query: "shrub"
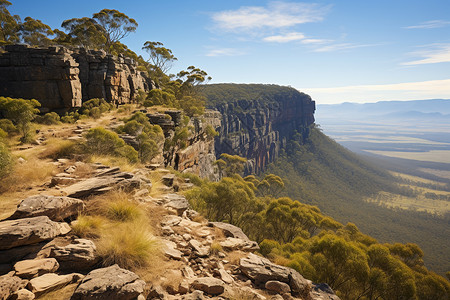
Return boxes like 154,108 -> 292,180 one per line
205,124 -> 219,139
0,129 -> 6,139
39,139 -> 77,159
84,127 -> 138,163
0,119 -> 17,135
79,98 -> 113,119
97,223 -> 160,269
0,97 -> 40,142
0,141 -> 12,178
34,112 -> 60,125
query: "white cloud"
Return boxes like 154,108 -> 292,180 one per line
402,44 -> 450,65
263,32 -> 305,43
300,38 -> 330,45
302,79 -> 450,104
404,20 -> 450,29
206,48 -> 245,57
212,1 -> 330,31
313,43 -> 375,52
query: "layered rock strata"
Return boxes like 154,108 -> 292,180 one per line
0,44 -> 153,110
214,93 -> 315,174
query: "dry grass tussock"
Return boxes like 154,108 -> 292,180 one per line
96,221 -> 161,269
73,189 -> 162,270
0,158 -> 55,193
38,138 -> 78,159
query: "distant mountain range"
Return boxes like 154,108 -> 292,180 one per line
316,99 -> 450,122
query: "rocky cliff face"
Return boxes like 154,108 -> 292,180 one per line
0,45 -> 153,110
214,92 -> 315,174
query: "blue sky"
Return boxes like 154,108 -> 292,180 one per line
9,0 -> 450,104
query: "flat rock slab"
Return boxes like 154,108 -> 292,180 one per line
50,239 -> 100,271
11,288 -> 35,300
191,277 -> 225,296
208,222 -> 251,241
240,253 -> 311,298
189,240 -> 209,257
62,176 -> 125,198
28,273 -> 82,297
220,237 -> 260,252
9,195 -> 85,221
0,216 -> 71,250
71,264 -> 145,300
14,258 -> 59,279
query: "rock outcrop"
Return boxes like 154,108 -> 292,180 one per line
0,44 -> 82,109
212,88 -> 315,174
0,44 -> 153,110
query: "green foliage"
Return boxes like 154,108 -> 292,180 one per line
142,41 -> 177,74
60,17 -> 106,49
34,112 -> 60,125
79,98 -> 113,119
0,118 -> 16,135
116,112 -> 164,163
92,9 -> 138,53
186,171 -> 450,300
144,89 -> 176,107
215,153 -> 247,177
0,97 -> 40,143
84,127 -> 138,163
0,140 -> 12,178
0,0 -> 20,46
265,127 -> 450,275
203,83 -> 307,107
204,124 -> 219,139
19,16 -> 53,46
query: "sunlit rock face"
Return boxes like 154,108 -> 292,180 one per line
0,44 -> 153,110
213,90 -> 315,174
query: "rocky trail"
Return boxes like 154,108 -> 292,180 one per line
0,117 -> 339,300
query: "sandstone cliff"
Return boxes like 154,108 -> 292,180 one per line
0,45 -> 153,110
208,85 -> 316,174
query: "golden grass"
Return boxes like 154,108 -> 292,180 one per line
106,199 -> 142,222
0,158 -> 55,193
71,215 -> 106,239
96,221 -> 161,269
38,138 -> 77,159
210,241 -> 223,255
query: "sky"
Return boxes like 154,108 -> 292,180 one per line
9,0 -> 450,104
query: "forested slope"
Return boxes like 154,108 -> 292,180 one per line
266,127 -> 450,274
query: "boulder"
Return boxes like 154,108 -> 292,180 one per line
240,253 -> 311,298
191,277 -> 224,296
71,264 -> 145,300
265,280 -> 291,294
10,288 -> 35,300
220,237 -> 260,252
208,222 -> 251,241
0,272 -> 28,300
161,194 -> 189,216
310,283 -> 341,300
50,239 -> 100,271
0,217 -> 71,250
13,258 -> 59,279
189,240 -> 209,257
161,240 -> 182,260
27,273 -> 82,297
8,195 -> 85,221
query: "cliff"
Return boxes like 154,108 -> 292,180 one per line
0,44 -> 153,110
204,84 -> 315,174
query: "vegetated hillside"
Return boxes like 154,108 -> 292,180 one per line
265,127 -> 450,274
203,83 -> 308,107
